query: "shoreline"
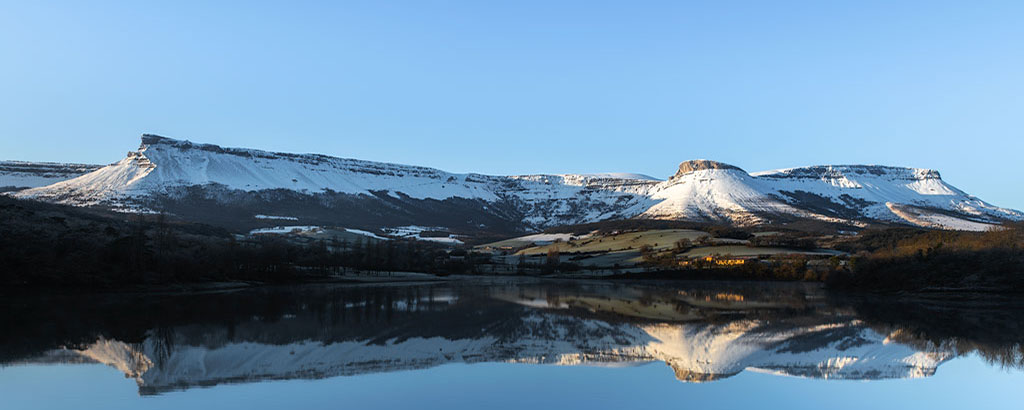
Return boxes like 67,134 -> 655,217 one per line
3,272 -> 1021,298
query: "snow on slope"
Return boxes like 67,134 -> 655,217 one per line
502,173 -> 660,227
344,228 -> 391,241
254,214 -> 298,221
16,134 -> 505,205
885,203 -> 997,231
384,225 -> 464,244
13,135 -> 1022,231
249,225 -> 321,235
506,232 -> 579,244
14,135 -> 661,228
752,165 -> 1020,229
641,163 -> 806,225
583,172 -> 661,181
636,160 -> 1020,230
0,160 -> 101,190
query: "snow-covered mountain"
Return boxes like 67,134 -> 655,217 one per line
12,134 -> 1022,232
0,160 -> 101,192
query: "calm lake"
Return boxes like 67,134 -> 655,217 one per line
2,279 -> 1022,409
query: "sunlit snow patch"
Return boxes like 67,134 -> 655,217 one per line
254,214 -> 299,221
384,225 -> 464,244
885,203 -> 996,231
343,228 -> 391,241
249,225 -> 321,235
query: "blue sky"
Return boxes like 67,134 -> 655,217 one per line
1,1 -> 1021,209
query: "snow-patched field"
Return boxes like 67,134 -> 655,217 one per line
249,225 -> 320,235
254,214 -> 299,221
247,224 -> 466,244
480,232 -> 591,248
507,229 -> 704,255
913,214 -> 994,232
384,225 -> 464,244
885,203 -> 996,232
344,228 -> 390,241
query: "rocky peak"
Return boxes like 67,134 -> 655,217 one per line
140,133 -> 174,146
673,160 -> 746,178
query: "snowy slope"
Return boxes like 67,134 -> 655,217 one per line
13,135 -> 659,228
752,165 -> 1020,229
16,135 -> 505,204
583,172 -> 661,181
641,163 -> 806,225
0,160 -> 100,191
20,134 -> 658,204
12,135 -> 1021,231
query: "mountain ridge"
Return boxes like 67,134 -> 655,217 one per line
10,134 -> 1022,234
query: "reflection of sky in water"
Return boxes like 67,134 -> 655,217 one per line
2,354 -> 1022,410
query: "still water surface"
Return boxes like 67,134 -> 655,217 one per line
2,280 -> 1022,409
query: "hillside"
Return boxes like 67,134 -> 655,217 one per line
11,134 -> 1022,235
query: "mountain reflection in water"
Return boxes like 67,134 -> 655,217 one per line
2,280 -> 1022,395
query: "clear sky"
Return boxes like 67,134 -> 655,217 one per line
1,1 -> 1021,209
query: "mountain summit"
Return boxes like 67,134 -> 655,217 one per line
12,134 -> 1022,234
673,160 -> 746,177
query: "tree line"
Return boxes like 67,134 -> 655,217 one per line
0,197 -> 479,287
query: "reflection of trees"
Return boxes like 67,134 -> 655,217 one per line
844,294 -> 1024,370
875,327 -> 1023,370
0,285 -> 463,363
149,327 -> 175,369
3,282 -> 1024,375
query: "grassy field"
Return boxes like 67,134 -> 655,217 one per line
681,245 -> 844,258
514,229 -> 709,255
569,250 -> 643,266
481,228 -> 845,271
478,233 -> 578,249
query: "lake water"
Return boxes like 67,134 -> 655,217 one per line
2,279 -> 1022,409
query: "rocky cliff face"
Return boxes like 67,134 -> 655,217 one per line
12,134 -> 1022,232
673,159 -> 747,177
